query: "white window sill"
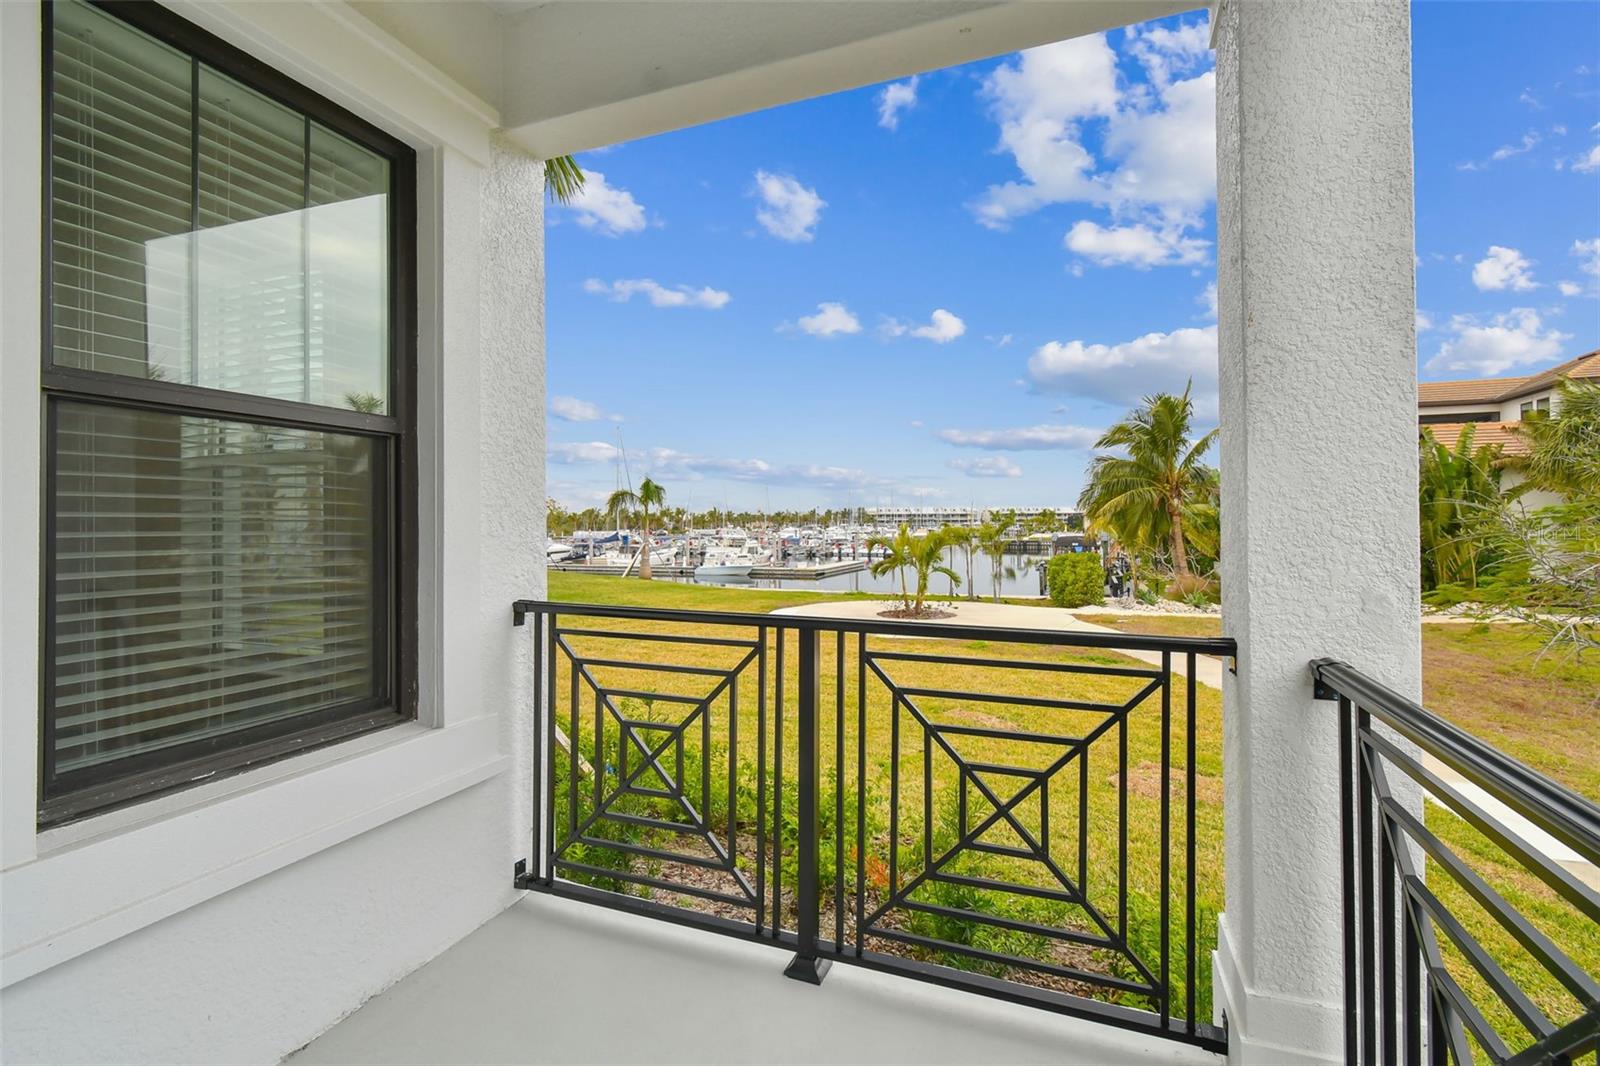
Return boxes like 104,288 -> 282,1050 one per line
0,715 -> 505,988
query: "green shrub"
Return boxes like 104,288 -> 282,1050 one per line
1046,553 -> 1106,607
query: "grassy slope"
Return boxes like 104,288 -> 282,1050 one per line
1095,615 -> 1599,802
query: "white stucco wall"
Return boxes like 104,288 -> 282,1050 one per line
0,4 -> 545,1061
1212,1 -> 1421,1062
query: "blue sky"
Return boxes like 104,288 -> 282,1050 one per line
545,3 -> 1600,513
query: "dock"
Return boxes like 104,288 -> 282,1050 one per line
552,560 -> 866,580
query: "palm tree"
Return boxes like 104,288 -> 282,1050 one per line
1078,383 -> 1218,584
606,478 -> 667,578
941,525 -> 979,601
976,510 -> 1016,604
545,156 -> 586,204
1507,377 -> 1600,498
1419,425 -> 1503,590
905,528 -> 961,611
867,525 -> 915,610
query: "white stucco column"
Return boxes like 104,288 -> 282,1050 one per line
1212,2 -> 1420,1062
478,134 -> 546,870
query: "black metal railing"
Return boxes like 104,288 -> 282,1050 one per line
513,599 -> 1234,1051
1313,659 -> 1600,1065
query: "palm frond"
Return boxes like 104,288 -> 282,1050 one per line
544,155 -> 586,205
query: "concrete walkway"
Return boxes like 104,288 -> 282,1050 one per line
771,599 -> 1228,689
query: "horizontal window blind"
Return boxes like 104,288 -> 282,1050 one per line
49,402 -> 384,779
42,0 -> 411,824
50,0 -> 193,381
49,0 -> 392,414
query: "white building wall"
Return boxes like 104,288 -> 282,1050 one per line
0,4 -> 544,1062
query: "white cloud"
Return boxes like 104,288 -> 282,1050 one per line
1558,281 -> 1582,297
562,170 -> 646,236
1458,131 -> 1542,171
1425,309 -> 1570,376
1415,311 -> 1433,333
1567,145 -> 1600,173
949,456 -> 1023,479
550,395 -> 621,422
550,441 -> 622,464
972,33 -> 1215,229
1124,18 -> 1210,89
754,170 -> 825,242
1490,131 -> 1540,161
1519,88 -> 1541,109
1065,220 -> 1208,268
643,448 -> 772,481
971,35 -> 1118,229
1200,281 -> 1218,320
793,302 -> 861,337
1575,238 -> 1600,277
936,424 -> 1100,450
990,333 -> 1014,348
1471,246 -> 1539,292
1027,324 -> 1218,414
884,308 -> 967,343
877,76 -> 919,130
583,277 -> 730,309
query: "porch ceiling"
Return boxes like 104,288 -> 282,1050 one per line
349,0 -> 1199,157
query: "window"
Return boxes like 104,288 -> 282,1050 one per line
1519,398 -> 1550,420
41,0 -> 416,826
1418,411 -> 1494,425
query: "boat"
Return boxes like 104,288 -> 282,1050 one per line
695,546 -> 756,580
547,542 -> 576,563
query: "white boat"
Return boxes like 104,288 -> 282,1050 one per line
547,542 -> 576,563
694,544 -> 761,576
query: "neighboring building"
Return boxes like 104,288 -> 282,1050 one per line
1418,348 -> 1598,505
864,505 -> 1082,529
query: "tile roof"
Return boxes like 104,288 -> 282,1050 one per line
1418,349 -> 1600,406
1421,421 -> 1529,456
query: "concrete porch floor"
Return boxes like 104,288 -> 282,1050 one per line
288,893 -> 1224,1066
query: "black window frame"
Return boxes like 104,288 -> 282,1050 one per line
38,0 -> 418,828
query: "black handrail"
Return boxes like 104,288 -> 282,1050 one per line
1312,658 -> 1600,1065
514,598 -> 1233,1052
514,598 -> 1237,656
1314,659 -> 1600,867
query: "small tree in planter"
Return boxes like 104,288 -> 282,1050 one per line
1046,553 -> 1106,608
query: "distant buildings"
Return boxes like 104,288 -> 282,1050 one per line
865,505 -> 1084,529
1418,349 -> 1598,505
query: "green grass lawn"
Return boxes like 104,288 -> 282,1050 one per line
1094,614 -> 1600,803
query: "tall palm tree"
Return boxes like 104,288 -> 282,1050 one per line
976,510 -> 1016,604
1078,384 -> 1218,583
606,478 -> 667,578
1419,425 -> 1503,590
